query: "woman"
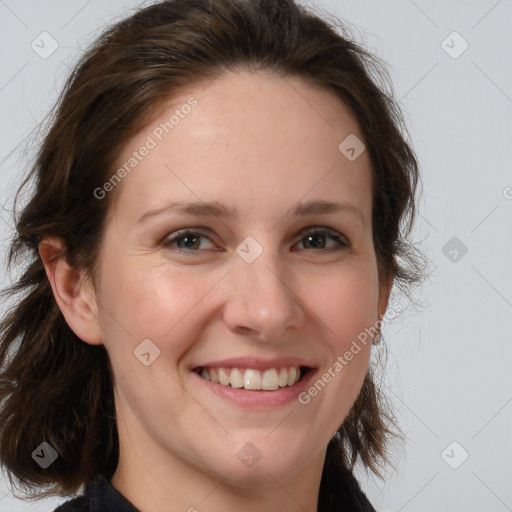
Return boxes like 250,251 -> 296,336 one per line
0,0 -> 425,510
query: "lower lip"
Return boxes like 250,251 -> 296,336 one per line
192,369 -> 318,409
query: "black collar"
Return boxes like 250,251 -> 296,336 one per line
55,470 -> 376,512
54,474 -> 140,512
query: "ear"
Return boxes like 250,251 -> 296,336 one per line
39,237 -> 103,345
377,272 -> 394,323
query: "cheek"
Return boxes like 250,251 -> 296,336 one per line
96,257 -> 220,358
306,263 -> 380,351
300,270 -> 377,430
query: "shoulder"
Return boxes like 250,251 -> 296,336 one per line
342,467 -> 378,512
319,460 -> 378,512
49,473 -> 140,512
51,495 -> 89,512
48,474 -> 99,512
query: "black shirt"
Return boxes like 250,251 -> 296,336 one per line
52,472 -> 377,511
52,474 -> 139,512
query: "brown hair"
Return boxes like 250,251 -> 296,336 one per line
0,0 -> 425,504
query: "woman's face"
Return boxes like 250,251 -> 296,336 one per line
93,70 -> 390,491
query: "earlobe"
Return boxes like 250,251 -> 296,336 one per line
39,237 -> 103,346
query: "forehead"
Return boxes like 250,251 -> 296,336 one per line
110,70 -> 373,224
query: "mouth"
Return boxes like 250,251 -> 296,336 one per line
192,365 -> 313,391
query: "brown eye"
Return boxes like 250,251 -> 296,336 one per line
294,228 -> 349,252
162,229 -> 216,252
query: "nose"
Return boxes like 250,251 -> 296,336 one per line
222,240 -> 306,343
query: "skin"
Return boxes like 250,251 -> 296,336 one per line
40,70 -> 392,512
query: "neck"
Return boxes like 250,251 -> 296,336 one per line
111,430 -> 324,512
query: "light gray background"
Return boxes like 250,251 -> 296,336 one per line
0,1 -> 511,511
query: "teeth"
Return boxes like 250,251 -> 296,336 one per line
287,366 -> 298,386
198,366 -> 303,390
261,369 -> 279,390
210,368 -> 220,384
230,368 -> 244,388
244,369 -> 262,389
279,368 -> 289,387
218,368 -> 230,386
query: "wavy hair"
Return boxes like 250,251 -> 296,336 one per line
0,0 -> 426,505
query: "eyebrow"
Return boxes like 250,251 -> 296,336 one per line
137,199 -> 365,225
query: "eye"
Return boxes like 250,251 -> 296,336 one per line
161,228 -> 216,253
161,226 -> 349,255
293,227 -> 349,253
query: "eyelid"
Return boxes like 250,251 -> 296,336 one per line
161,227 -> 216,249
295,225 -> 348,242
161,225 -> 350,253
293,226 -> 350,250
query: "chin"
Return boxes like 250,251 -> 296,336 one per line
199,436 -> 318,489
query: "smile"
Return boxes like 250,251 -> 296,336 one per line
194,366 -> 310,391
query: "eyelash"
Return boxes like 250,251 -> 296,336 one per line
161,227 -> 349,255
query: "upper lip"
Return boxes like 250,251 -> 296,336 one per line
190,357 -> 317,372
